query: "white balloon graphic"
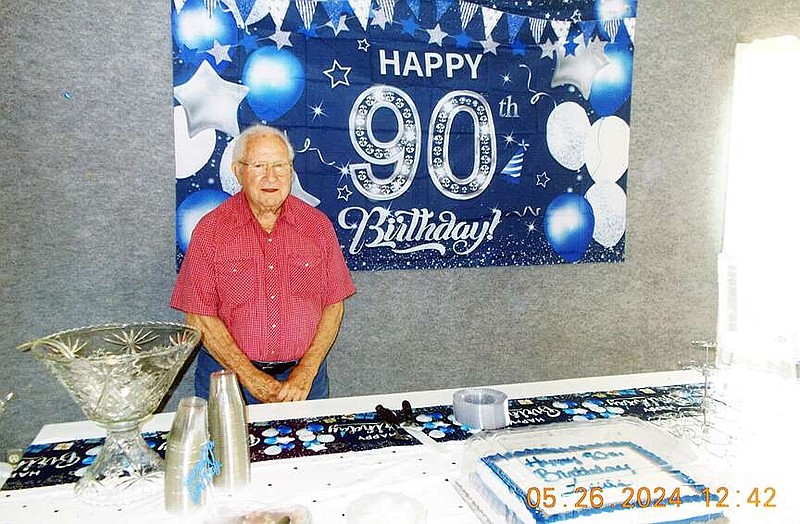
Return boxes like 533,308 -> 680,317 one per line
219,139 -> 240,195
174,105 -> 216,179
585,182 -> 626,248
546,102 -> 591,170
586,116 -> 630,183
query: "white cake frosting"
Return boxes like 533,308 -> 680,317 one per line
456,418 -> 724,524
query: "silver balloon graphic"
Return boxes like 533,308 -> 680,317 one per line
218,138 -> 320,207
173,60 -> 249,138
546,102 -> 591,170
174,105 -> 216,179
551,38 -> 609,99
585,181 -> 626,248
586,116 -> 630,183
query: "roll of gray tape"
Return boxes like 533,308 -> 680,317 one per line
452,388 -> 509,430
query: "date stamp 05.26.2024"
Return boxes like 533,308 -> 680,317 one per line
525,485 -> 777,511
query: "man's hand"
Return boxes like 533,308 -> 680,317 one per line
276,364 -> 317,402
241,372 -> 284,403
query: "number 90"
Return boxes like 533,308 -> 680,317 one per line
348,85 -> 496,201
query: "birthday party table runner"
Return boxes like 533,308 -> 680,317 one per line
3,381 -> 702,491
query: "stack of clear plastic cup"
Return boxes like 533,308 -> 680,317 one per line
208,370 -> 250,493
164,396 -> 211,514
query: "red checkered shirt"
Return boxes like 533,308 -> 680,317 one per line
171,193 -> 356,362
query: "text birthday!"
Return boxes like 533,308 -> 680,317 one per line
338,206 -> 502,256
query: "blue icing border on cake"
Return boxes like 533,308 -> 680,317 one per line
481,441 -> 721,523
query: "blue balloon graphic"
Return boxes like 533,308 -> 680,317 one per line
544,193 -> 595,262
171,0 -> 238,76
243,47 -> 305,121
176,189 -> 230,253
172,0 -> 238,51
589,42 -> 633,117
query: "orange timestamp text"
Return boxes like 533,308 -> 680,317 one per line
526,486 -> 778,510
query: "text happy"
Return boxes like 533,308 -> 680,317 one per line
378,49 -> 483,79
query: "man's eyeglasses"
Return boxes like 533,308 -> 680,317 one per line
238,160 -> 293,177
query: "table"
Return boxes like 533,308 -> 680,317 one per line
1,370 -> 797,523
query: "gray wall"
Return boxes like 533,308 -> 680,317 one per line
1,1 -> 797,450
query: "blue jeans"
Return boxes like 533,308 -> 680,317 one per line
194,348 -> 330,404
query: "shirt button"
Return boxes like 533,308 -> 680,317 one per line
268,265 -> 274,270
271,324 -> 277,329
270,295 -> 276,300
267,238 -> 273,243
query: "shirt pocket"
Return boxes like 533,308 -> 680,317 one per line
288,252 -> 324,298
214,258 -> 258,306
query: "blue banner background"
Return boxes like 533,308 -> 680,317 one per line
173,0 -> 636,270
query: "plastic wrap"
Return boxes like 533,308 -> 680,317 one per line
454,417 -> 725,523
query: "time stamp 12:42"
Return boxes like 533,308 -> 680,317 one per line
526,486 -> 777,510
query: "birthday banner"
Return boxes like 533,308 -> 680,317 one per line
172,0 -> 635,271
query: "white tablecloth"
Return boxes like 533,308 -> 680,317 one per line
1,370 -> 796,523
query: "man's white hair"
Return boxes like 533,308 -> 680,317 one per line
232,125 -> 295,163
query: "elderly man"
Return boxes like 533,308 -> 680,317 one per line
171,125 -> 356,403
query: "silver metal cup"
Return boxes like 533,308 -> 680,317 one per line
208,370 -> 250,493
164,396 -> 211,514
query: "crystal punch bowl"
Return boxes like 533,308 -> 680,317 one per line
19,322 -> 201,505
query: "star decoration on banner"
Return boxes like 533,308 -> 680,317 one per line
503,132 -> 516,146
537,171 -> 550,188
518,139 -> 530,151
357,38 -> 370,51
325,14 -> 350,36
371,8 -> 388,29
539,39 -> 559,60
480,35 -> 500,55
269,29 -> 293,49
427,24 -> 448,46
309,102 -> 326,120
586,36 -> 609,58
323,59 -> 351,88
453,31 -> 472,49
564,38 -> 579,56
570,9 -> 582,23
500,72 -> 512,84
206,40 -> 232,64
173,60 -> 249,137
337,185 -> 353,201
